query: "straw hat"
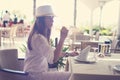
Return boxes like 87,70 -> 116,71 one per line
36,5 -> 55,17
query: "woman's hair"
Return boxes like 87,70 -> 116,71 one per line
27,16 -> 51,50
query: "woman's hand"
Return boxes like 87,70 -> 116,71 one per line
53,27 -> 68,62
60,27 -> 69,40
69,51 -> 79,56
63,51 -> 79,57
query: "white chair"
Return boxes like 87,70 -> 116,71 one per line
16,24 -> 25,37
91,31 -> 100,40
1,26 -> 17,44
0,69 -> 28,80
94,31 -> 100,40
110,39 -> 120,53
75,33 -> 91,42
70,32 -> 91,50
0,49 -> 29,80
0,49 -> 24,70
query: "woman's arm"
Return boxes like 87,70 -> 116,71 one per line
53,27 -> 68,63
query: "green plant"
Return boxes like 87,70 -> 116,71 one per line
92,25 -> 101,32
92,25 -> 113,36
19,44 -> 27,53
50,39 -> 55,47
62,46 -> 69,52
84,29 -> 89,34
49,39 -> 70,69
56,57 -> 66,69
57,46 -> 69,69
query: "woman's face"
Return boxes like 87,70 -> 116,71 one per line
44,16 -> 54,29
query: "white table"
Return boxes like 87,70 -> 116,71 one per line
68,54 -> 120,80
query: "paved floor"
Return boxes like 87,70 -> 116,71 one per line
0,36 -> 28,58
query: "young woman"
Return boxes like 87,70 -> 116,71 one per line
24,5 -> 72,80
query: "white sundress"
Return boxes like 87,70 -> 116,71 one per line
24,33 -> 71,80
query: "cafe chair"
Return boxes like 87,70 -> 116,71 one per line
0,48 -> 29,80
0,49 -> 21,70
0,68 -> 29,80
110,39 -> 120,53
81,41 -> 98,52
70,33 -> 91,50
1,26 -> 18,44
16,24 -> 24,37
94,31 -> 100,41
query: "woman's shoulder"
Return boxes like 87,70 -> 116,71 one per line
32,33 -> 47,43
33,33 -> 45,39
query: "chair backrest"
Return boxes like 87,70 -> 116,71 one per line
0,49 -> 20,70
10,26 -> 18,37
111,39 -> 118,49
95,31 -> 100,40
0,49 -> 29,80
75,34 -> 90,42
1,26 -> 17,38
81,41 -> 98,52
